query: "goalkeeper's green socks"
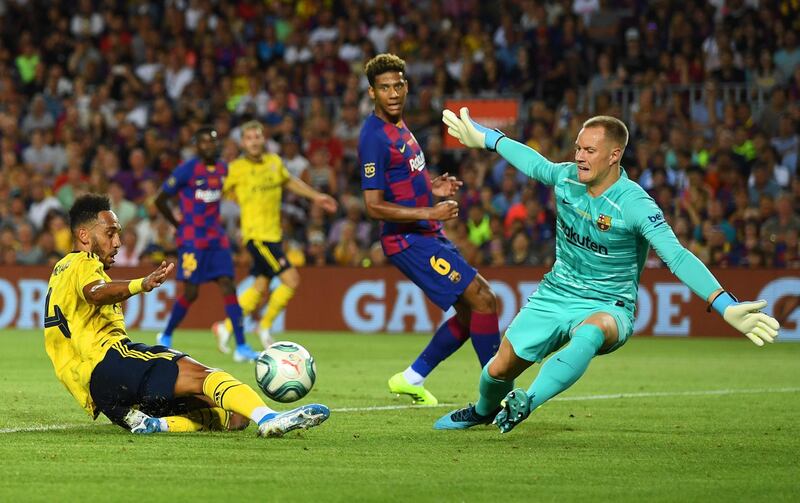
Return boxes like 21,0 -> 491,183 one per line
475,361 -> 514,416
527,324 -> 605,410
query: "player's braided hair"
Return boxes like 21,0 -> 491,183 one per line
583,116 -> 629,149
365,53 -> 406,87
69,194 -> 110,233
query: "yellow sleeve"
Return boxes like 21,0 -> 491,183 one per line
75,254 -> 106,302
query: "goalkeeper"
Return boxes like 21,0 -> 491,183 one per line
435,109 -> 781,433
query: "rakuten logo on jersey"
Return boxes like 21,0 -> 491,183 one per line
559,217 -> 609,255
408,152 -> 425,172
194,189 -> 222,203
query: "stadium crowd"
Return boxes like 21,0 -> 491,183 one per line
0,0 -> 798,270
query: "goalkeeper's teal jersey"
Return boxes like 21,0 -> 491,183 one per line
497,139 -> 722,310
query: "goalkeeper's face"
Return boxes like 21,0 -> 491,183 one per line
369,71 -> 408,122
574,126 -> 622,185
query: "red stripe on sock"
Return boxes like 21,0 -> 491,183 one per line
176,296 -> 191,309
470,312 -> 498,336
223,294 -> 238,305
446,316 -> 469,341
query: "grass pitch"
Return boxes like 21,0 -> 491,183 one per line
1,330 -> 798,502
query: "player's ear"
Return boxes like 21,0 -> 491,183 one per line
610,146 -> 622,165
367,85 -> 375,101
76,226 -> 91,246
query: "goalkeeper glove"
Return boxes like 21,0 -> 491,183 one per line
711,292 -> 780,346
442,107 -> 506,151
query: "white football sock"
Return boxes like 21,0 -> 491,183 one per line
403,367 -> 425,386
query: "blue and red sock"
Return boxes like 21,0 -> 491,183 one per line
223,294 -> 246,346
469,312 -> 500,367
410,316 -> 469,378
163,296 -> 192,337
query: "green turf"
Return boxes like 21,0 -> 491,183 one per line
1,330 -> 798,502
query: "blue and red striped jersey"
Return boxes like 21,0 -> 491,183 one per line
161,158 -> 230,250
358,113 -> 443,255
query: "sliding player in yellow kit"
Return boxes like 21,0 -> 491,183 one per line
212,121 -> 338,351
44,194 -> 329,435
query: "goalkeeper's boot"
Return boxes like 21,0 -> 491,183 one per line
233,344 -> 260,363
211,321 -> 232,354
124,409 -> 163,434
155,332 -> 172,348
257,404 -> 330,437
493,388 -> 532,434
433,404 -> 500,430
388,372 -> 438,406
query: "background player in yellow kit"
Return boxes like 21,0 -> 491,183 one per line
43,194 -> 329,435
213,121 -> 338,350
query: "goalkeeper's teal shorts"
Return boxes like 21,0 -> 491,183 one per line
505,280 -> 635,363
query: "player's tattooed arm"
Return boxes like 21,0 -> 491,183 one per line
154,190 -> 181,228
83,262 -> 175,305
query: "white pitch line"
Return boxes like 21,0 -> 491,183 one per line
2,387 -> 798,433
331,387 -> 800,413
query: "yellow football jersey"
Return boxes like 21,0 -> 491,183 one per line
224,153 -> 290,242
43,252 -> 128,418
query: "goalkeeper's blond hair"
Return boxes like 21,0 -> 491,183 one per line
582,116 -> 629,149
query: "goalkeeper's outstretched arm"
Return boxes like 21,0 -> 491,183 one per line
442,107 -> 567,186
633,198 -> 780,346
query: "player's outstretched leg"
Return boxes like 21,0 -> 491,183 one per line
194,365 -> 329,437
389,315 -> 469,406
494,324 -> 605,433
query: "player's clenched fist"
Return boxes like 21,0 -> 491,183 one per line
143,261 -> 175,292
430,200 -> 459,221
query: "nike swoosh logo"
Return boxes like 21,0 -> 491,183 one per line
561,198 -> 571,205
556,357 -> 575,369
399,144 -> 406,153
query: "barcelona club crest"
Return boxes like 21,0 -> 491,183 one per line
596,214 -> 612,232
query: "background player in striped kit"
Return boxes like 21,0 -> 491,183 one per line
154,126 -> 259,362
359,54 -> 501,406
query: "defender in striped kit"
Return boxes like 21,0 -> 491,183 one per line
359,54 -> 501,406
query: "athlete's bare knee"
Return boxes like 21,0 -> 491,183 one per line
466,276 -> 497,313
175,358 -> 214,396
253,276 -> 269,294
281,268 -> 300,290
580,313 -> 619,350
488,356 -> 516,381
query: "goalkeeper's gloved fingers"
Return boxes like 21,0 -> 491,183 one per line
459,107 -> 506,151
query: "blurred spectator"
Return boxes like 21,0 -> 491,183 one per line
0,0 -> 795,271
